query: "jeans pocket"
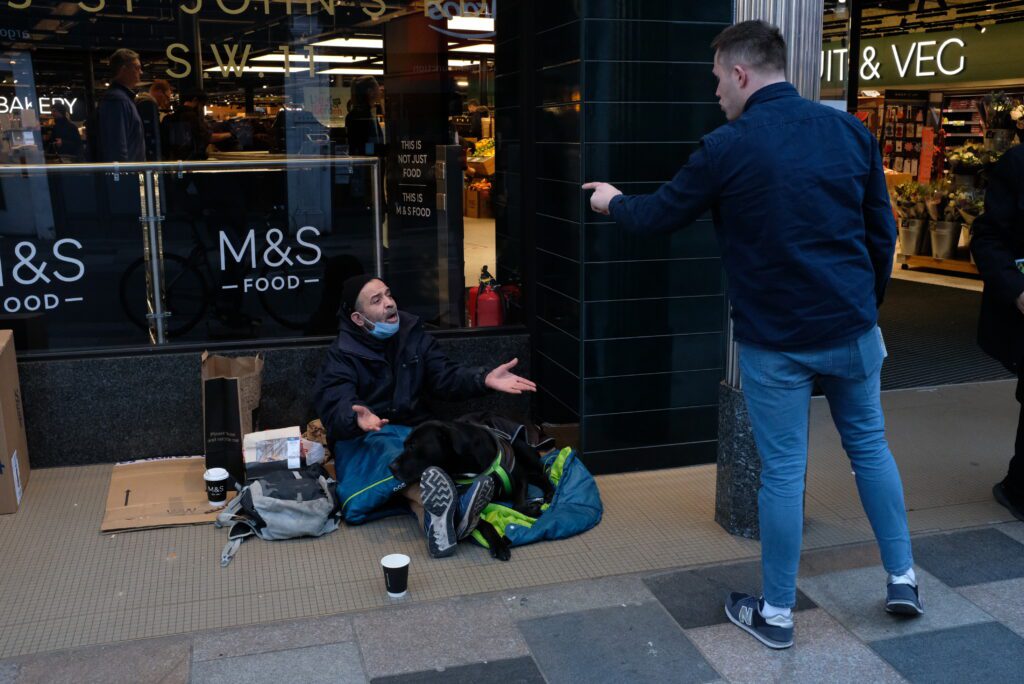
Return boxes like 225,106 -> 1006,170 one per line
854,326 -> 885,379
739,343 -> 806,388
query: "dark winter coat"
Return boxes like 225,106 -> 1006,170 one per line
313,312 -> 491,445
972,145 -> 1024,370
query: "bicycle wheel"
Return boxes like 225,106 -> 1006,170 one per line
256,264 -> 325,331
119,254 -> 209,337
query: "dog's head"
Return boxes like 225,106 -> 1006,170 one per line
389,420 -> 494,484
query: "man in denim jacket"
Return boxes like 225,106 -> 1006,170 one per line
585,21 -> 919,649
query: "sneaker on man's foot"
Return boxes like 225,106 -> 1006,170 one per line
993,480 -> 1024,523
886,582 -> 924,616
724,593 -> 794,650
421,466 -> 458,558
455,476 -> 495,540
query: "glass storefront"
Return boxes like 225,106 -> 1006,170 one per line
0,1 -> 507,356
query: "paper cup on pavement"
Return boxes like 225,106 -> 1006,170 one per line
204,468 -> 231,507
381,554 -> 410,598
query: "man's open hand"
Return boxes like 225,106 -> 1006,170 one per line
485,358 -> 537,395
582,181 -> 623,215
353,404 -> 389,432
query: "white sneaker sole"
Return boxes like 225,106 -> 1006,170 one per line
725,606 -> 794,650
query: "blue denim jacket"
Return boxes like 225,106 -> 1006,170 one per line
609,82 -> 897,350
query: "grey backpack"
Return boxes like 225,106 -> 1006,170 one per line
216,465 -> 340,566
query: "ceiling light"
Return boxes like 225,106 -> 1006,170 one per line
251,54 -> 365,63
203,66 -> 288,73
448,59 -> 480,67
456,80 -> 469,87
450,43 -> 494,54
976,23 -> 986,33
310,37 -> 383,50
317,67 -> 385,75
447,16 -> 494,32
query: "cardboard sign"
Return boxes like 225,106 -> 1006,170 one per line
0,330 -> 30,514
101,456 -> 234,533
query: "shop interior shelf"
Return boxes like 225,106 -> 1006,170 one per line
897,253 -> 978,275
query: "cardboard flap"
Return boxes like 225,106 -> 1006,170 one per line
101,456 -> 234,533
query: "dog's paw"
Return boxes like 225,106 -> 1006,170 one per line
490,541 -> 512,561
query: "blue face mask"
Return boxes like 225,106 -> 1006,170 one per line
366,318 -> 399,340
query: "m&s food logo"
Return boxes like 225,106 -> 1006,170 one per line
425,0 -> 497,40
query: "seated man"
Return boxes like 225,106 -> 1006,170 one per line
313,275 -> 536,558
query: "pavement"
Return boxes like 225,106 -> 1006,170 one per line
2,521 -> 1023,683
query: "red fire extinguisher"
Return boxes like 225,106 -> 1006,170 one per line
475,283 -> 504,327
468,265 -> 496,327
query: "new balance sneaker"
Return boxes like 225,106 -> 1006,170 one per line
421,466 -> 458,558
886,582 -> 924,616
455,476 -> 495,540
724,593 -> 794,649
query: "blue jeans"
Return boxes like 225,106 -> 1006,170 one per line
739,326 -> 913,608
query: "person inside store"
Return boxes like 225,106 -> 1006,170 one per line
161,89 -> 233,161
93,48 -> 146,162
583,20 -> 920,650
345,76 -> 384,156
47,102 -> 83,160
136,79 -> 173,161
971,142 -> 1024,523
313,275 -> 536,558
466,99 -> 488,141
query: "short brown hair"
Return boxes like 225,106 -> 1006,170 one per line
150,79 -> 171,97
109,48 -> 139,76
711,20 -> 787,74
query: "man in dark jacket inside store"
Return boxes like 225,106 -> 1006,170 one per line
971,144 -> 1024,522
95,48 -> 146,162
584,21 -> 919,649
313,275 -> 536,558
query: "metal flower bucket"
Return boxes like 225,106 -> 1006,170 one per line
899,219 -> 927,256
930,221 -> 959,260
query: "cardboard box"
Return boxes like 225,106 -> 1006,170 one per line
0,330 -> 29,514
467,155 -> 496,176
101,455 -> 234,533
464,189 -> 493,219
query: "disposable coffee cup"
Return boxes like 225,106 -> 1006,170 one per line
204,468 -> 231,507
381,554 -> 410,598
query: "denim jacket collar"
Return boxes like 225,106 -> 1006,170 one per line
743,81 -> 799,114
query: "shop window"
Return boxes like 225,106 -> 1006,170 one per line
0,0 -> 511,356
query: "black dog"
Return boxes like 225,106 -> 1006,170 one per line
390,419 -> 555,561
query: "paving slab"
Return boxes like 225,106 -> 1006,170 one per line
798,566 -> 989,642
370,657 -> 545,683
995,522 -> 1024,545
912,528 -> 1024,587
957,577 -> 1024,638
191,614 -> 354,661
519,603 -> 719,684
870,622 -> 1024,684
799,541 -> 882,578
643,560 -> 816,629
687,608 -> 906,684
502,575 -> 655,621
190,642 -> 365,684
8,635 -> 190,684
352,596 -> 528,679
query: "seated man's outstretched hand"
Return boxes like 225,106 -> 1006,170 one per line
485,358 -> 537,395
353,404 -> 389,432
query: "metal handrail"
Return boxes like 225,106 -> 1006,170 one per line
0,156 -> 381,175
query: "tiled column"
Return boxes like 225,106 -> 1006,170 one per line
526,2 -> 735,474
